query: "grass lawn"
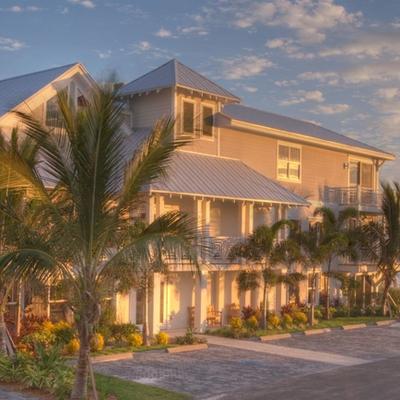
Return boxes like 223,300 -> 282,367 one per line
90,344 -> 175,357
95,373 -> 189,400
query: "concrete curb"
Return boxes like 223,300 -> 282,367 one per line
91,352 -> 134,363
166,343 -> 208,353
341,323 -> 367,330
303,328 -> 331,335
259,333 -> 292,341
375,319 -> 397,326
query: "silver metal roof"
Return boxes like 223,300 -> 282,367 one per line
222,103 -> 392,157
0,63 -> 78,118
150,151 -> 308,205
119,59 -> 240,101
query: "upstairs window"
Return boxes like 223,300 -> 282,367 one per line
277,143 -> 301,182
182,101 -> 195,135
45,96 -> 62,128
349,161 -> 374,189
201,105 -> 214,137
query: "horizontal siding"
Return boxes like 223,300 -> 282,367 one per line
130,89 -> 172,128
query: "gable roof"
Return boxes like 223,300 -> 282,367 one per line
0,63 -> 79,118
119,59 -> 240,101
150,151 -> 308,206
222,103 -> 394,160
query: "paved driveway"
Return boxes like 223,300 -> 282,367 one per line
94,324 -> 400,400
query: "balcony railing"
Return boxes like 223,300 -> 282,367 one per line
202,236 -> 243,265
325,186 -> 382,210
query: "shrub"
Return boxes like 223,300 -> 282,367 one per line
280,303 -> 299,317
229,317 -> 244,338
267,313 -> 281,329
65,338 -> 80,355
19,315 -> 50,340
244,315 -> 259,333
292,311 -> 307,325
51,321 -> 75,345
333,306 -> 349,317
20,329 -> 56,352
1,345 -> 74,399
127,332 -> 143,347
90,333 -> 105,352
155,332 -> 169,345
110,323 -> 139,343
282,313 -> 293,328
175,329 -> 207,345
314,307 -> 323,320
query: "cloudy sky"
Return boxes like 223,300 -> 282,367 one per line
1,0 -> 400,179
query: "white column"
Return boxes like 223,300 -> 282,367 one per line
239,202 -> 247,236
155,194 -> 165,217
247,203 -> 254,235
276,282 -> 287,312
147,195 -> 155,224
129,289 -> 137,324
240,290 -> 251,308
251,286 -> 262,309
194,271 -> 208,332
216,271 -> 225,322
150,272 -> 161,336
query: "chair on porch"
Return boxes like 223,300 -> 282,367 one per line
226,303 -> 241,324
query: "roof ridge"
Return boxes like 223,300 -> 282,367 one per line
123,59 -> 175,88
0,63 -> 78,84
175,60 -> 239,100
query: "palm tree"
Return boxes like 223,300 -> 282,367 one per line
363,182 -> 400,316
314,207 -> 359,319
291,229 -> 329,325
0,88 -> 198,399
229,222 -> 290,329
0,128 -> 40,354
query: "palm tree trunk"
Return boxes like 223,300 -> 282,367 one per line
309,272 -> 316,326
0,306 -> 7,355
382,278 -> 391,317
71,315 -> 91,399
142,284 -> 149,346
261,282 -> 267,330
326,259 -> 332,320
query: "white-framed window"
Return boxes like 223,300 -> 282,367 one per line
45,95 -> 61,127
201,104 -> 214,138
349,159 -> 374,189
277,142 -> 301,182
181,100 -> 195,135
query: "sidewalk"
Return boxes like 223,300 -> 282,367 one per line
0,388 -> 40,400
204,335 -> 367,366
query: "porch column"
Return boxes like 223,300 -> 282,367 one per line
251,286 -> 262,310
194,271 -> 208,332
239,202 -> 247,237
216,271 -> 226,323
150,272 -> 161,336
147,195 -> 155,224
240,290 -> 251,309
246,203 -> 254,235
155,194 -> 165,217
129,289 -> 137,324
276,282 -> 287,312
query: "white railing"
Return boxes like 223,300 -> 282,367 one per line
325,186 -> 382,209
203,236 -> 243,264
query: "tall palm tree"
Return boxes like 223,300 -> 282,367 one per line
290,229 -> 329,325
229,222 -> 290,329
314,207 -> 359,319
363,182 -> 400,316
0,128 -> 40,354
0,88 -> 198,399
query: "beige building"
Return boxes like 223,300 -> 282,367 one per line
0,60 -> 395,333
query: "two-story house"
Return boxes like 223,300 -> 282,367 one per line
0,60 -> 395,334
115,59 -> 394,333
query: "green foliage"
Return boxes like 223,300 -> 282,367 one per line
175,329 -> 207,345
282,313 -> 293,328
0,345 -> 74,399
292,311 -> 308,325
127,332 -> 143,347
244,315 -> 259,333
267,313 -> 281,329
155,332 -> 169,346
90,333 -> 105,352
110,323 -> 139,344
52,321 -> 75,345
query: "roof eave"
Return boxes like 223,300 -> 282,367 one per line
221,114 -> 395,161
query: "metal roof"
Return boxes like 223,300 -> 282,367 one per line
119,59 -> 240,101
150,151 -> 308,206
0,63 -> 78,118
222,103 -> 393,157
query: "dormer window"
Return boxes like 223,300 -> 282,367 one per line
201,105 -> 214,138
182,100 -> 195,135
45,96 -> 61,128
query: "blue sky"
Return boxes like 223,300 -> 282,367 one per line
1,0 -> 400,179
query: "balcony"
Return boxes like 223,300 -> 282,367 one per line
202,236 -> 243,265
324,186 -> 382,213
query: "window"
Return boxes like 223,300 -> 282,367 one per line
349,161 -> 374,189
201,105 -> 214,137
182,101 -> 195,134
45,96 -> 61,127
277,143 -> 301,181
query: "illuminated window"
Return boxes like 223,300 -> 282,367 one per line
201,105 -> 214,137
278,143 -> 301,182
182,101 -> 195,134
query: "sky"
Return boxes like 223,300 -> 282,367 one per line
1,0 -> 400,179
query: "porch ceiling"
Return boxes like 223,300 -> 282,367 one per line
150,151 -> 309,206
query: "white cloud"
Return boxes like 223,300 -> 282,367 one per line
0,36 -> 25,51
95,50 -> 112,59
320,31 -> 400,58
274,79 -> 297,87
178,26 -> 208,36
239,84 -> 258,93
155,28 -> 172,38
266,37 -> 315,59
235,0 -> 361,44
136,41 -> 151,51
69,0 -> 95,9
280,90 -> 325,106
128,41 -> 177,59
342,61 -> 400,84
1,5 -> 41,12
298,71 -> 340,85
313,103 -> 350,114
220,56 -> 273,80
10,5 -> 22,12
